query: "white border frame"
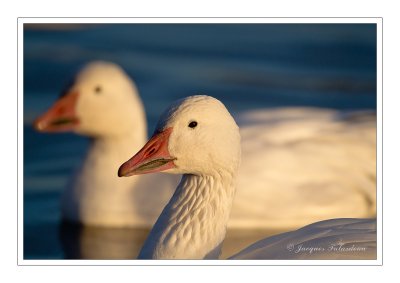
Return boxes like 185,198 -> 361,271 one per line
17,17 -> 383,266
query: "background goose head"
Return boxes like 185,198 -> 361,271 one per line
34,61 -> 146,139
119,95 -> 241,178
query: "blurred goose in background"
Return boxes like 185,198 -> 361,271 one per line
35,61 -> 376,229
34,61 -> 178,227
232,107 -> 376,228
118,95 -> 376,259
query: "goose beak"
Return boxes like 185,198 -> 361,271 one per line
118,127 -> 176,177
33,91 -> 80,132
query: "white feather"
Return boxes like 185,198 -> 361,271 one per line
230,218 -> 376,259
54,61 -> 375,229
134,95 -> 376,259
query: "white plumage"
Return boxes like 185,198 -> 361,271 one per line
35,61 -> 376,230
230,218 -> 376,259
35,61 -> 178,227
118,95 -> 376,259
232,108 -> 376,228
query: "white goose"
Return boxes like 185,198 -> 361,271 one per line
118,95 -> 376,259
231,107 -> 376,229
34,61 -> 178,227
35,61 -> 376,229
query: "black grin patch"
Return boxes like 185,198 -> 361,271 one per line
134,158 -> 175,172
50,117 -> 76,126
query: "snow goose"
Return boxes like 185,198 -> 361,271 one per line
118,95 -> 241,258
34,61 -> 376,229
118,95 -> 376,259
34,61 -> 178,227
231,108 -> 376,229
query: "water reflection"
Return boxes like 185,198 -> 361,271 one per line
60,221 -> 283,259
60,222 -> 148,259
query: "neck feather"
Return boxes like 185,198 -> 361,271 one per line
138,170 -> 237,259
62,127 -> 147,220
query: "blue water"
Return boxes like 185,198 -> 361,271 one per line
23,23 -> 377,259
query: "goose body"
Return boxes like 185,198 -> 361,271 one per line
35,61 -> 376,229
118,95 -> 376,259
230,218 -> 376,259
232,108 -> 376,228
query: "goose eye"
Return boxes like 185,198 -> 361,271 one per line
188,121 -> 198,128
94,85 -> 102,94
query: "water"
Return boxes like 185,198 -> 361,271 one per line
23,23 -> 377,259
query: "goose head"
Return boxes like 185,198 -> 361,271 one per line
34,61 -> 145,138
118,95 -> 241,178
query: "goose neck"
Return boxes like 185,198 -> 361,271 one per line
138,171 -> 237,259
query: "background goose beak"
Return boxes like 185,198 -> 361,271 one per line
118,127 -> 176,177
34,91 -> 80,132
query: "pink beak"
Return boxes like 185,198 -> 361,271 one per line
118,127 -> 176,177
33,91 -> 80,132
